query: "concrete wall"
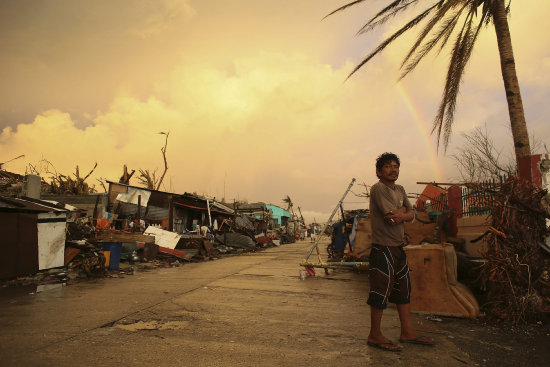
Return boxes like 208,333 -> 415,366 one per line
24,174 -> 41,199
37,212 -> 67,270
457,215 -> 489,257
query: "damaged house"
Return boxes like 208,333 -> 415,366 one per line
0,168 -> 293,282
106,181 -> 234,232
0,196 -> 76,279
265,204 -> 291,229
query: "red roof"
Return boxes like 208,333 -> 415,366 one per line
415,184 -> 446,210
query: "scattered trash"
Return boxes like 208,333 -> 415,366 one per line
425,315 -> 443,322
0,170 -> 309,292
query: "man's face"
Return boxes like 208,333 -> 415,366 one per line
377,160 -> 399,183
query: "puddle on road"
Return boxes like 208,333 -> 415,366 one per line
115,320 -> 189,332
0,283 -> 66,304
0,285 -> 37,299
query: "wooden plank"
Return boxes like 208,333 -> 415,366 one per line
157,246 -> 187,259
94,230 -> 155,244
64,247 -> 80,266
137,242 -> 187,259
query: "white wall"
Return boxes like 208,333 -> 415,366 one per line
37,212 -> 67,270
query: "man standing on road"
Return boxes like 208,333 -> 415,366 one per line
367,152 -> 435,352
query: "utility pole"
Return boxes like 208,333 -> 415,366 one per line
0,154 -> 24,170
298,206 -> 306,226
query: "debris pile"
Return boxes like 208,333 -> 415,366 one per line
43,163 -> 99,194
66,242 -> 108,278
480,176 -> 550,324
0,170 -> 24,195
0,165 -> 307,289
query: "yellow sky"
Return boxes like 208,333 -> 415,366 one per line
1,0 -> 549,223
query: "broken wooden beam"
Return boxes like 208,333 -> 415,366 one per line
94,230 -> 155,244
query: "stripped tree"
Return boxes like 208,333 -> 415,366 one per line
137,132 -> 170,191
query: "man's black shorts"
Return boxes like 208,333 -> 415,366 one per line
367,244 -> 411,309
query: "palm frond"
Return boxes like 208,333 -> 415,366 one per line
433,12 -> 473,145
400,14 -> 458,79
357,0 -> 419,35
437,10 -> 462,53
323,0 -> 368,19
399,0 -> 464,76
347,3 -> 438,79
433,5 -> 487,150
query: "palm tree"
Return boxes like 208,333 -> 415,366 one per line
282,195 -> 294,211
328,0 -> 531,173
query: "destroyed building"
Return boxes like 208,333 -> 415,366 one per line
0,169 -> 290,283
0,196 -> 81,279
106,180 -> 234,232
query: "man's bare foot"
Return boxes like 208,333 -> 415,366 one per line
367,339 -> 402,352
399,334 -> 435,345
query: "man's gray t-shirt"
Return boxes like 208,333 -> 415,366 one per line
369,181 -> 412,247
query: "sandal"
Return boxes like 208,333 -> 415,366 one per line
367,341 -> 403,352
399,335 -> 435,345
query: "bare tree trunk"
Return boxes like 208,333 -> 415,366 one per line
156,132 -> 169,191
492,0 -> 531,165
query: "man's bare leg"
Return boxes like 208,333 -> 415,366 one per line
397,303 -> 434,344
368,307 -> 386,342
367,307 -> 402,351
396,303 -> 416,339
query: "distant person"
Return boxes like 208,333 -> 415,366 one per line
201,225 -> 210,237
367,152 -> 435,352
310,225 -> 316,243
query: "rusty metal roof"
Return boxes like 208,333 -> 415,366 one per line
0,196 -> 69,213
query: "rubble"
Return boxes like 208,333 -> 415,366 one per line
480,176 -> 550,324
0,195 -> 294,290
0,167 -> 307,294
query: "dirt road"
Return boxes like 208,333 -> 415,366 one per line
0,239 -> 548,366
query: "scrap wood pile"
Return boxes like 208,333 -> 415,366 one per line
217,215 -> 282,250
66,242 -> 108,278
44,163 -> 99,194
480,176 -> 550,324
0,163 -> 101,196
0,170 -> 24,194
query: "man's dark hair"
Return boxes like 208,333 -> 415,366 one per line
376,152 -> 400,172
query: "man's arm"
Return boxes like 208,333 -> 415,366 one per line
384,188 -> 414,225
384,206 -> 414,225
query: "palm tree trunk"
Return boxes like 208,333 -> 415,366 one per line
491,0 -> 531,167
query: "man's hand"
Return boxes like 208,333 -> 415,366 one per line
384,207 -> 413,225
384,211 -> 402,225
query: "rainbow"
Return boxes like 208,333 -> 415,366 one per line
395,82 -> 444,182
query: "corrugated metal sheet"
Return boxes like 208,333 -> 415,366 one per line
119,203 -> 169,221
236,202 -> 266,211
0,196 -> 68,213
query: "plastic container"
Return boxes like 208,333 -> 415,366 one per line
101,242 -> 122,271
428,210 -> 443,222
99,250 -> 111,268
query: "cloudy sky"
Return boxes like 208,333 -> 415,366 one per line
1,0 -> 549,223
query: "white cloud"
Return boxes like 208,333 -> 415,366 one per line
1,0 -> 549,219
